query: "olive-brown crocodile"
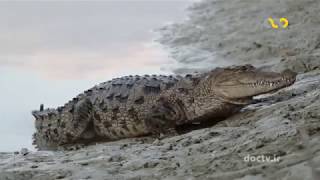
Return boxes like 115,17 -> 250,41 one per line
32,65 -> 297,150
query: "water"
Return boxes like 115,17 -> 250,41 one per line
0,1 -> 193,152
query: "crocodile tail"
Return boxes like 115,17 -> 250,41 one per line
32,132 -> 60,150
32,98 -> 94,149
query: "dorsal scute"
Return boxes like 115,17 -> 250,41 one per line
32,74 -> 188,119
90,75 -> 182,104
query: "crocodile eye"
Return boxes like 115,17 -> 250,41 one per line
244,64 -> 254,70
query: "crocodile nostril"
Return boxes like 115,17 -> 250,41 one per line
282,69 -> 297,78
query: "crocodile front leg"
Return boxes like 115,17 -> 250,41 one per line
145,96 -> 186,135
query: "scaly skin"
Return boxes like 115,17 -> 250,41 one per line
32,65 -> 297,150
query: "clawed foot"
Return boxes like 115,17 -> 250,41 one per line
151,128 -> 178,141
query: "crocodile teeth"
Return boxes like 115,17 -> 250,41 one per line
250,77 -> 293,87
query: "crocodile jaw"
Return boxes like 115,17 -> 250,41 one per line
212,66 -> 297,101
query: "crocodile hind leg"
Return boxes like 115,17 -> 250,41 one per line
32,98 -> 93,150
145,96 -> 185,137
59,98 -> 93,145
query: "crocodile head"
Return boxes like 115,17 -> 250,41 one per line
208,64 -> 297,104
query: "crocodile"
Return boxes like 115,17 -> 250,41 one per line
32,65 -> 297,150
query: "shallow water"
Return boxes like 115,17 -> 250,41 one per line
0,1 -> 193,151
